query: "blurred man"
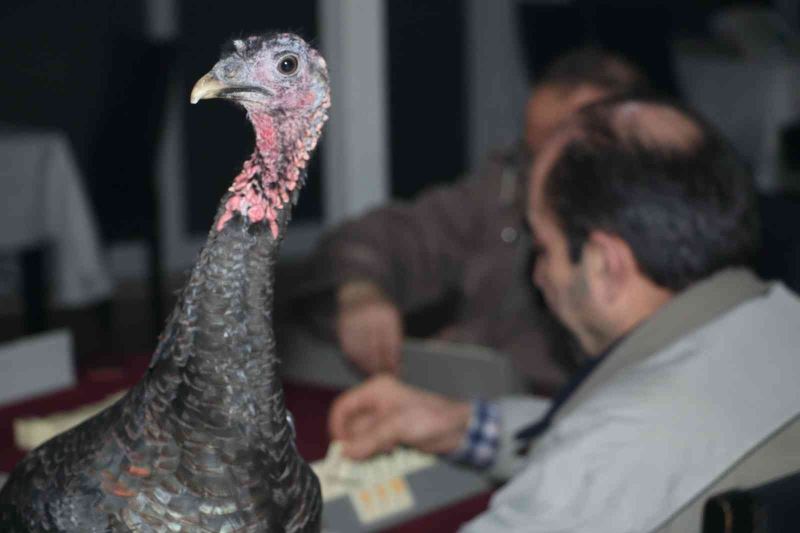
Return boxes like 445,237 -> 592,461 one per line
314,48 -> 648,393
328,96 -> 800,531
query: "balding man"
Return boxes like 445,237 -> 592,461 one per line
311,47 -> 648,393
327,96 -> 800,532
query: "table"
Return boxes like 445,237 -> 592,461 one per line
0,126 -> 112,308
0,354 -> 492,532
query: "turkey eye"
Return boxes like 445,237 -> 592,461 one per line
278,55 -> 299,75
222,63 -> 240,79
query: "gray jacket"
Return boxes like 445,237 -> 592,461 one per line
462,269 -> 800,532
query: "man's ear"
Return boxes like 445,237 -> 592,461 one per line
583,230 -> 637,304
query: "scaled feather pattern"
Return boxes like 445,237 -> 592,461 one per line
0,32 -> 330,532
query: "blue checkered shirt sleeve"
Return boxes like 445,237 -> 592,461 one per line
445,399 -> 501,469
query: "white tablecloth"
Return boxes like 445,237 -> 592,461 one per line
0,128 -> 112,307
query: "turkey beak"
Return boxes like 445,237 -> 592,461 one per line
190,72 -> 226,104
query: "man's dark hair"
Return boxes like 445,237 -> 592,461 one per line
543,96 -> 759,291
539,46 -> 650,96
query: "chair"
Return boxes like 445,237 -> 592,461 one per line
652,414 -> 800,533
757,193 -> 800,295
702,469 -> 800,533
20,245 -> 47,333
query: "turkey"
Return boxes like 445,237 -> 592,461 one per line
0,32 -> 329,532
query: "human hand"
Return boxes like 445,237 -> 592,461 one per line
335,281 -> 403,375
328,375 -> 472,460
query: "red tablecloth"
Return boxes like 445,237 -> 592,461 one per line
0,354 -> 491,532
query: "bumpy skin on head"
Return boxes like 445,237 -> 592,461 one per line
202,32 -> 331,237
0,33 -> 329,532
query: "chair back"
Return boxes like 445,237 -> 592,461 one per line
702,468 -> 800,533
652,414 -> 800,533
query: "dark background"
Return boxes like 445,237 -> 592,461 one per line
0,0 -> 794,243
0,0 -> 797,374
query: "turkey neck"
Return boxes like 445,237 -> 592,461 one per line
172,107 -> 322,436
